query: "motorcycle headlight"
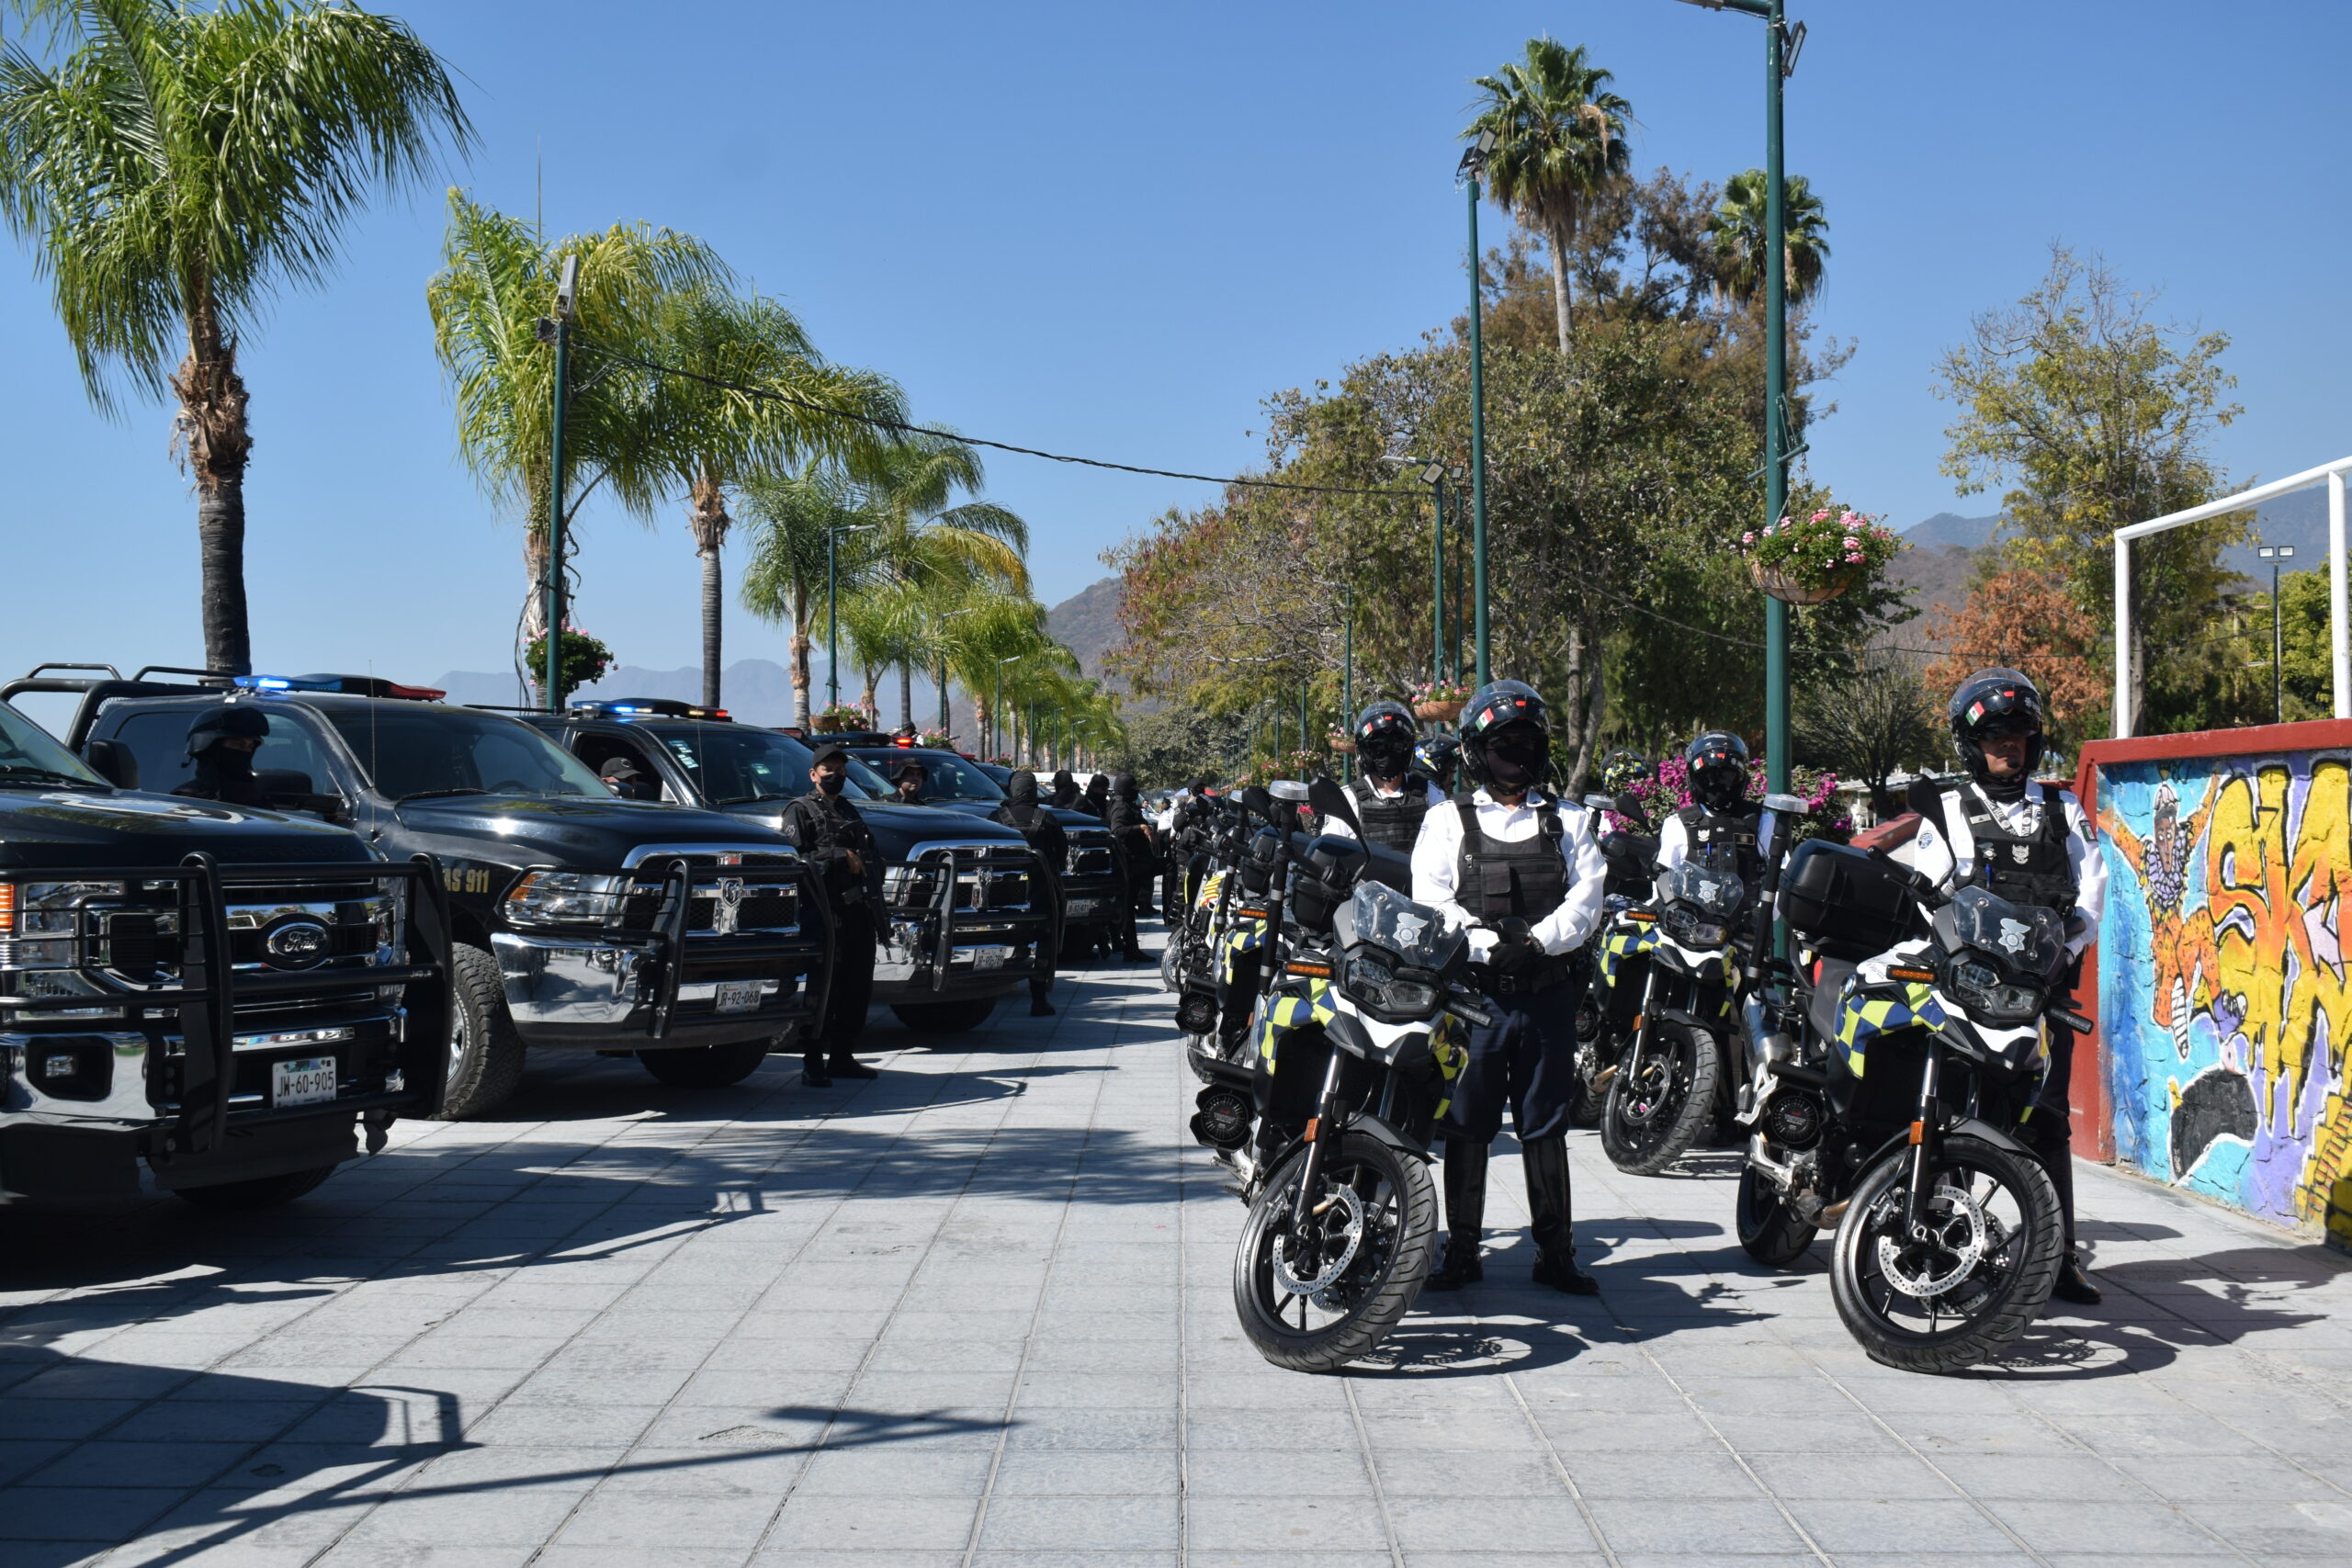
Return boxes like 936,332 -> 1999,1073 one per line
1945,958 -> 2044,1025
1686,920 -> 1728,948
1382,978 -> 1442,1015
503,871 -> 628,928
1662,904 -> 1727,949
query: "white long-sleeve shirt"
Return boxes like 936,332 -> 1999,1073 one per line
1652,806 -> 1782,900
1410,788 -> 1608,958
1323,776 -> 1447,842
1885,780 -> 2107,956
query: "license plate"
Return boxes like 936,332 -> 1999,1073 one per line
715,979 -> 763,1013
1069,897 -> 1107,919
972,945 -> 1013,971
272,1055 -> 337,1108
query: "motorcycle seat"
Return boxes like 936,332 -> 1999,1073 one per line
1808,957 -> 1857,1058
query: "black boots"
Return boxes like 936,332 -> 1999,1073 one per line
2039,1135 -> 2101,1305
1424,1140 -> 1489,1291
799,1054 -> 831,1088
1523,1136 -> 1599,1295
801,1052 -> 879,1087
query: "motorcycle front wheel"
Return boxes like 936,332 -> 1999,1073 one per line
1736,1162 -> 1819,1268
1830,1134 -> 2063,1375
1600,1020 -> 1719,1176
1233,1133 -> 1437,1372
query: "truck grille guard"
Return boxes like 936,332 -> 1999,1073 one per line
888,841 -> 1053,993
599,853 -> 831,1039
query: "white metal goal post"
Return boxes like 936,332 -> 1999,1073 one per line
2111,457 -> 2351,738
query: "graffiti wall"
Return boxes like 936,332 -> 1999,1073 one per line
2091,732 -> 2352,1247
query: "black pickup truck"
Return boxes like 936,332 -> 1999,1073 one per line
514,704 -> 1053,1034
0,679 -> 447,1208
850,746 -> 1125,958
36,670 -> 831,1119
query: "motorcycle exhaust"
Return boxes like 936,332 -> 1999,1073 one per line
1191,1085 -> 1254,1151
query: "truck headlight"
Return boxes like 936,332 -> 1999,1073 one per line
503,872 -> 628,928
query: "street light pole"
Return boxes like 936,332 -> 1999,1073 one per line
1342,583 -> 1355,784
1456,129 -> 1498,686
1420,461 -> 1448,685
2260,544 -> 2296,723
539,255 -> 579,712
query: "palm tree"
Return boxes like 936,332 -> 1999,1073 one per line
648,286 -> 904,709
1467,37 -> 1632,353
1706,169 -> 1829,310
738,462 -> 874,728
428,192 -> 724,653
0,0 -> 472,673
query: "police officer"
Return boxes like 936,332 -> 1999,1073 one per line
1655,730 -> 1764,890
890,760 -> 927,805
991,770 -> 1066,1017
777,743 -> 882,1087
1102,773 -> 1157,925
1325,701 -> 1445,852
1890,668 -> 2108,1304
1416,734 -> 1462,797
172,706 -> 270,806
1411,681 -> 1608,1294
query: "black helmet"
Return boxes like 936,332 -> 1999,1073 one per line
1415,733 -> 1460,782
1600,749 -> 1650,795
1458,681 -> 1550,790
1683,730 -> 1750,813
1949,667 -> 2046,783
1352,700 -> 1417,777
186,705 -> 269,757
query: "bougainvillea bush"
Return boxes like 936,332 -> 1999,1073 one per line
1612,753 -> 1850,845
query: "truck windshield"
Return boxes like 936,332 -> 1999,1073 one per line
0,703 -> 101,787
325,706 -> 611,800
852,750 -> 1004,803
656,726 -> 886,802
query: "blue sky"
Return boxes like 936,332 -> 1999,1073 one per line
4,0 -> 2346,692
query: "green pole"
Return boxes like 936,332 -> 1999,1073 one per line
1342,585 -> 1355,784
1763,0 -> 1791,796
1465,163 -> 1493,686
937,654 -> 950,735
544,297 -> 571,712
825,528 -> 841,713
1299,682 -> 1309,772
1431,477 -> 1446,686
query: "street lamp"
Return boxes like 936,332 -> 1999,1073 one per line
1670,0 -> 1803,797
1455,128 -> 1498,686
1418,459 -> 1449,686
825,524 -> 876,714
538,254 -> 580,711
994,655 -> 1023,759
2259,543 -> 2297,724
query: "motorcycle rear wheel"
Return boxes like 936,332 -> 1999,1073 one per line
1830,1134 -> 2063,1375
1736,1163 -> 1818,1267
1600,1020 -> 1719,1176
1233,1133 -> 1436,1372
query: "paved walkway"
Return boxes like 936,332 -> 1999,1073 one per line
5,937 -> 2351,1567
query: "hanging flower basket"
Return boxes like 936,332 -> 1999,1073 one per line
1329,732 -> 1356,754
1737,507 -> 1899,604
1751,560 -> 1859,604
1411,700 -> 1455,721
814,704 -> 869,734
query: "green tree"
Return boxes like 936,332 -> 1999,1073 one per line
427,192 -> 724,655
1705,169 -> 1829,310
0,0 -> 472,672
1468,36 -> 1632,352
1936,246 -> 2245,734
737,462 -> 873,728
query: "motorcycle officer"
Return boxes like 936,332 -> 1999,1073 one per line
1417,734 -> 1462,796
1655,730 -> 1765,891
1886,668 -> 2108,1305
776,743 -> 883,1087
1411,681 -> 1609,1294
172,706 -> 270,806
1323,701 -> 1445,852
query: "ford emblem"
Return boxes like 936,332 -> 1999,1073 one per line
265,919 -> 332,968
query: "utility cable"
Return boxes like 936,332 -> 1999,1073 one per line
568,336 -> 1422,501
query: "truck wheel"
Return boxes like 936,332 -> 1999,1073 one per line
638,1039 -> 771,1089
174,1165 -> 336,1210
890,997 -> 998,1033
439,942 -> 526,1121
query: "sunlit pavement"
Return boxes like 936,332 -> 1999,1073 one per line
5,927 -> 2351,1568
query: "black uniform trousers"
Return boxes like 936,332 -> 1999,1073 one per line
1443,968 -> 1589,1145
809,905 -> 876,1061
2026,1010 -> 2081,1250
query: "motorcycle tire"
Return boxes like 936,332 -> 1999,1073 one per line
1233,1133 -> 1437,1373
1599,1020 -> 1720,1176
1159,941 -> 1185,994
1569,997 -> 1606,1130
1736,1163 -> 1818,1268
1829,1134 -> 2064,1376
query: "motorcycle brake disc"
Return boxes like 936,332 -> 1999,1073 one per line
1272,1185 -> 1367,1298
1875,1182 -> 1990,1299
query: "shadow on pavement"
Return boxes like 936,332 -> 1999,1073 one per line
1990,1244 -> 2343,1380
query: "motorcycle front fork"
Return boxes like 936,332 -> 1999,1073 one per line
1619,967 -> 1661,1084
1286,1048 -> 1349,1262
1903,1044 -> 1944,1241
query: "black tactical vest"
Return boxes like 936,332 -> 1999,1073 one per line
1936,784 -> 2078,917
1673,803 -> 1763,884
1453,797 -> 1569,920
1351,774 -> 1434,852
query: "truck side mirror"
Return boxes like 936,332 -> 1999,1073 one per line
83,739 -> 138,790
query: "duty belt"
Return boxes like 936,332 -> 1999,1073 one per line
1473,953 -> 1577,998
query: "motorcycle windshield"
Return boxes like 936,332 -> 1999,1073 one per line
1946,886 -> 2065,976
1336,881 -> 1466,973
1662,863 -> 1746,918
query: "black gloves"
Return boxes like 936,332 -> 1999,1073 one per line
1487,918 -> 1542,975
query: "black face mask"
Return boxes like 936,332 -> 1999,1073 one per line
816,772 -> 845,796
1484,730 -> 1544,791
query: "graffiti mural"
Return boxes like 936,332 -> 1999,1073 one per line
2096,748 -> 2352,1246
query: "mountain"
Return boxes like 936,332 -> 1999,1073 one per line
1046,577 -> 1125,682
1902,512 -> 2005,551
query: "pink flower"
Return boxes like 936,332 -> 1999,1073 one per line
1811,510 -> 1831,523
1842,536 -> 1860,549
1846,551 -> 1865,564
1741,531 -> 1756,544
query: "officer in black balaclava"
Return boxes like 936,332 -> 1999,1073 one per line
777,743 -> 882,1087
991,769 -> 1068,1016
1654,730 -> 1764,893
1327,701 -> 1444,852
1102,773 -> 1151,957
1048,770 -> 1080,809
1080,774 -> 1110,819
173,705 -> 270,806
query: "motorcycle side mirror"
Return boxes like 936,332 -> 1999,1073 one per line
1762,792 -> 1808,815
1308,774 -> 1362,835
1582,793 -> 1615,812
1239,784 -> 1273,821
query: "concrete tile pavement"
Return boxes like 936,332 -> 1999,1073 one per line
0,929 -> 2347,1567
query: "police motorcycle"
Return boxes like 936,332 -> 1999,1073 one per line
1196,779 -> 1489,1372
1732,829 -> 2088,1374
1164,791 -> 1242,1010
1571,782 -> 1661,1127
1175,785 -> 1299,1083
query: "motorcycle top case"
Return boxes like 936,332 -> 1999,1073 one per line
1780,839 -> 1926,962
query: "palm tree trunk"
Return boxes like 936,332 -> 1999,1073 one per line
688,472 -> 729,710
1548,223 -> 1574,354
789,581 -> 813,728
860,669 -> 878,717
899,661 -> 914,731
172,294 -> 254,675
